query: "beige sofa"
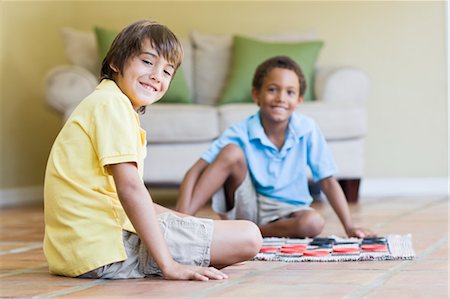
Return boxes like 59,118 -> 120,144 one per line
45,29 -> 369,202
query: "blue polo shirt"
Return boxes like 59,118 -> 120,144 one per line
201,111 -> 337,206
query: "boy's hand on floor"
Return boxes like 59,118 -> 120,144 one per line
346,227 -> 378,239
162,263 -> 228,281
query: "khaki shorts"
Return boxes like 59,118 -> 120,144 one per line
212,172 -> 312,226
78,213 -> 214,279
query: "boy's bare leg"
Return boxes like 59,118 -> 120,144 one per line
178,144 -> 247,215
210,220 -> 262,268
259,210 -> 325,238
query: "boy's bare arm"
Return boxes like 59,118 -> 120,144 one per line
320,176 -> 376,238
109,162 -> 226,281
176,159 -> 209,214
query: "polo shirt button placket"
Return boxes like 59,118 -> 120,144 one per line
268,156 -> 282,175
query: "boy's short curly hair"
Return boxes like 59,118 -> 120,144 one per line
252,56 -> 306,97
100,20 -> 183,81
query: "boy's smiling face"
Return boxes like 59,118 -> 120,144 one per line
252,67 -> 303,126
113,38 -> 175,110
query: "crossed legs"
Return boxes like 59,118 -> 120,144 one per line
259,210 -> 325,238
177,143 -> 325,239
176,144 -> 248,215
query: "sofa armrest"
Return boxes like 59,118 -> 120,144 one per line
44,65 -> 98,116
314,66 -> 370,103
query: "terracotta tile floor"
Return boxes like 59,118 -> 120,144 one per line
0,194 -> 448,298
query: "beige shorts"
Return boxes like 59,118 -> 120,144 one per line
212,172 -> 312,226
78,212 -> 214,279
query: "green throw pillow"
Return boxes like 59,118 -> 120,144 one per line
94,26 -> 192,104
219,36 -> 323,104
94,27 -> 118,62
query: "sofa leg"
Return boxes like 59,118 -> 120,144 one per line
338,179 -> 361,203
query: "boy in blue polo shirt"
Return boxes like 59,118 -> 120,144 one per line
176,56 -> 374,238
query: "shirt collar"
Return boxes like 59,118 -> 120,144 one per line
289,112 -> 313,139
96,79 -> 137,114
248,110 -> 312,143
248,111 -> 265,141
96,79 -> 122,93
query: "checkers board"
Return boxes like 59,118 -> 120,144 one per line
254,234 -> 415,262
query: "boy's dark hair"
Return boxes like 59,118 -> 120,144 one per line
100,20 -> 183,112
252,56 -> 306,97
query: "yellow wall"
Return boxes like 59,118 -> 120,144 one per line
0,1 -> 447,191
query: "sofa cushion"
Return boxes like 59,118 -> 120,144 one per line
191,31 -> 232,106
327,139 -> 364,178
220,36 -> 323,105
94,26 -> 118,61
298,102 -> 367,140
191,31 -> 317,105
94,26 -> 193,104
159,71 -> 192,104
140,104 -> 219,143
144,143 -> 212,184
218,103 -> 367,140
314,66 -> 370,103
60,28 -> 100,75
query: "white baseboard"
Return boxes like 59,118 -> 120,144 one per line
0,185 -> 43,208
360,177 -> 449,198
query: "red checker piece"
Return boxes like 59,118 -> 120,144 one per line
280,247 -> 306,254
333,247 -> 359,254
281,244 -> 307,250
361,244 -> 388,252
303,250 -> 330,257
259,246 -> 279,253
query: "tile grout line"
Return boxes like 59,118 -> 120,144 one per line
0,265 -> 48,278
0,243 -> 42,255
31,279 -> 109,299
373,197 -> 448,228
0,241 -> 42,245
343,234 -> 448,299
185,263 -> 286,299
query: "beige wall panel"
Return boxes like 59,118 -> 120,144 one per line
0,1 -> 446,190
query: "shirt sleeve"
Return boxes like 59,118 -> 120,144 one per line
306,121 -> 338,182
89,96 -> 140,175
201,124 -> 244,164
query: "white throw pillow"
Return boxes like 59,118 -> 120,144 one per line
60,28 -> 100,75
191,30 -> 318,105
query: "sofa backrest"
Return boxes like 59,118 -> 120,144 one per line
190,31 -> 318,106
60,28 -> 318,106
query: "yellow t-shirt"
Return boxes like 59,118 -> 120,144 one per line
43,79 -> 147,277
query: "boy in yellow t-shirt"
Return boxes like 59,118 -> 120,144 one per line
44,20 -> 262,280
